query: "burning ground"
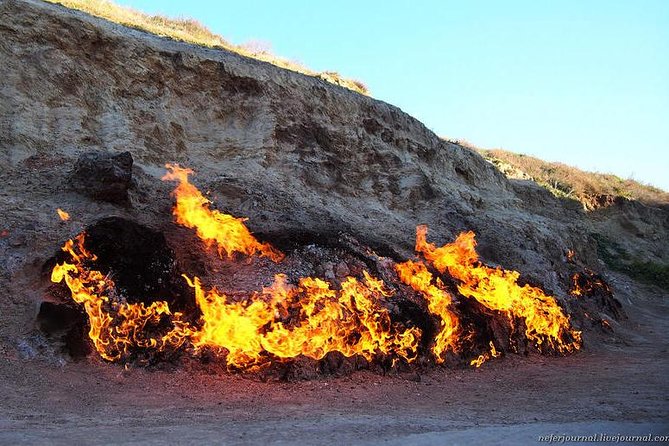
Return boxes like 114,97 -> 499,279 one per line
46,164 -> 585,376
1,0 -> 668,442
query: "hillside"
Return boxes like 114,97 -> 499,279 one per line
440,142 -> 669,289
471,146 -> 669,211
44,0 -> 368,95
0,0 -> 665,343
457,144 -> 669,289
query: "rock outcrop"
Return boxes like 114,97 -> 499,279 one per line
69,151 -> 133,202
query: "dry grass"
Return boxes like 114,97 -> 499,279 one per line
449,139 -> 669,209
45,0 -> 369,95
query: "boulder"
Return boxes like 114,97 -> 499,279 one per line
69,151 -> 133,203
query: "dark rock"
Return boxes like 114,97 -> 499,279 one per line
69,151 -> 133,203
81,217 -> 191,310
37,300 -> 90,358
8,233 -> 25,247
334,261 -> 350,278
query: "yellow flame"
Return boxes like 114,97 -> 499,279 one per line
162,164 -> 283,262
56,208 -> 70,221
470,341 -> 501,368
415,225 -> 581,354
50,166 -> 583,370
395,259 -> 459,362
50,235 -> 193,361
186,270 -> 420,368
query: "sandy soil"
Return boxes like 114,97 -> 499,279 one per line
1,278 -> 667,445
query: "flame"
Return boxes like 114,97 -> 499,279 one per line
570,271 -> 611,297
395,260 -> 459,362
570,279 -> 583,297
52,233 -> 420,367
186,271 -> 420,368
57,208 -> 70,221
50,166 -> 584,371
415,225 -> 581,354
470,341 -> 501,368
566,249 -> 576,263
50,234 -> 193,361
162,164 -> 283,262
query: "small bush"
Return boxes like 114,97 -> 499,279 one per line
626,261 -> 669,289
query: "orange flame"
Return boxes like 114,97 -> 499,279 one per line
162,164 -> 283,262
566,249 -> 576,263
415,225 -> 581,354
51,234 -> 420,367
50,234 -> 193,361
57,208 -> 70,221
570,278 -> 583,297
569,271 -> 611,298
395,260 -> 459,362
186,271 -> 420,368
470,341 -> 500,368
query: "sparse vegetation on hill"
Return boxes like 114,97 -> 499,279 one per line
450,140 -> 669,210
45,0 -> 369,95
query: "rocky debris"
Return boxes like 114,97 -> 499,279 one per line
69,151 -> 133,203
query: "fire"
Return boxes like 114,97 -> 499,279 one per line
186,271 -> 420,368
50,165 -> 584,371
162,164 -> 283,262
470,342 -> 501,368
415,226 -> 581,354
394,260 -> 459,362
570,270 -> 611,297
566,249 -> 576,263
50,235 -> 193,361
57,208 -> 70,221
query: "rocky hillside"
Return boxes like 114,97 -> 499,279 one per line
0,0 -> 666,346
43,0 -> 368,95
473,147 -> 669,210
470,146 -> 669,289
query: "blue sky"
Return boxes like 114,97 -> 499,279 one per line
116,0 -> 669,191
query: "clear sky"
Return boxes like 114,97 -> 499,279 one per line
116,0 -> 669,191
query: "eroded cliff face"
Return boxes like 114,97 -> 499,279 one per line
0,0 -> 603,340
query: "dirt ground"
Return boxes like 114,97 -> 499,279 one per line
0,275 -> 667,445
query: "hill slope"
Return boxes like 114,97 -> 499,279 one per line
471,146 -> 669,210
44,0 -> 368,94
451,143 -> 669,289
1,0 -> 666,297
